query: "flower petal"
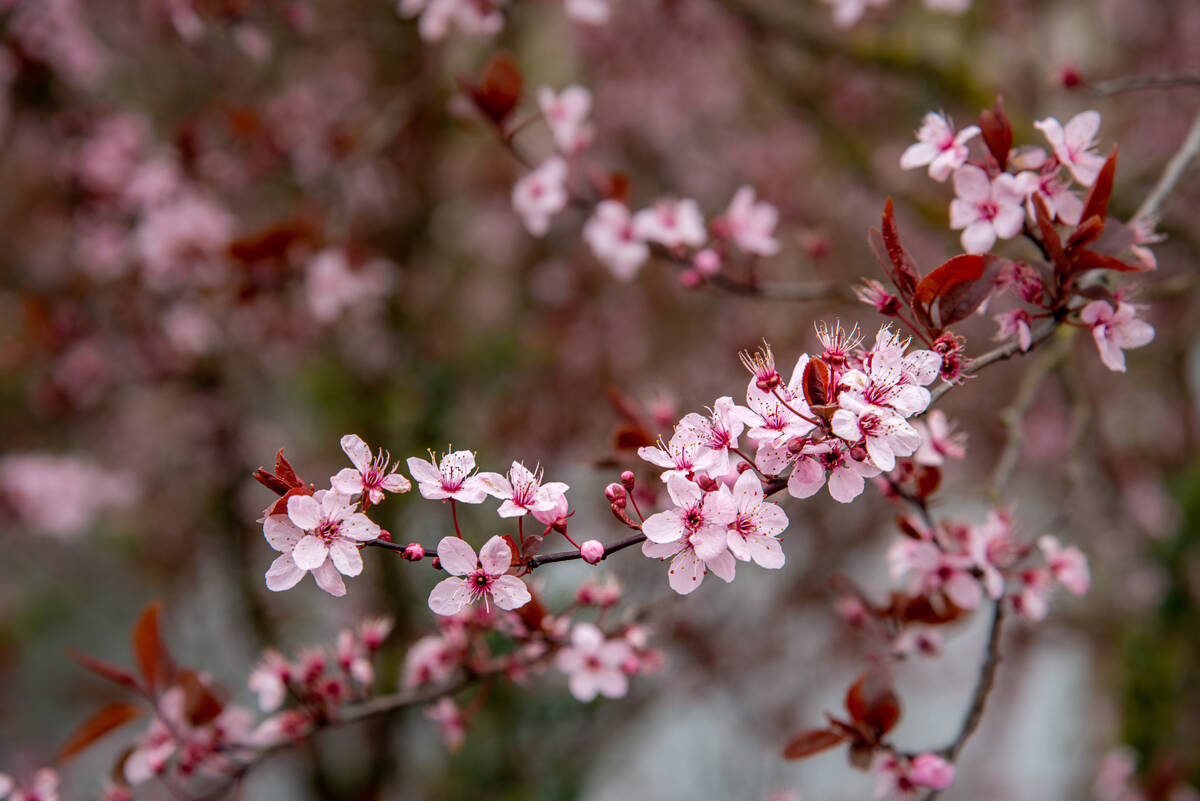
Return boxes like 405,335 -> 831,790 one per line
490,575 -> 532,610
437,536 -> 478,576
340,434 -> 372,473
428,577 -> 470,616
330,539 -> 364,577
311,559 -> 347,597
263,515 -> 303,552
287,494 -> 321,531
265,553 -> 305,592
479,535 -> 514,575
292,535 -> 329,571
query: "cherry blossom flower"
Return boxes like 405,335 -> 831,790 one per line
632,199 -> 706,249
1079,300 -> 1154,372
1034,110 -> 1106,186
966,511 -> 1021,599
782,441 -> 881,504
723,470 -> 787,569
1038,535 -> 1090,595
1128,215 -> 1165,271
855,279 -> 901,314
899,112 -> 980,182
305,249 -> 391,324
1011,567 -> 1053,621
832,395 -> 921,472
949,165 -> 1025,254
331,434 -> 411,506
263,491 -> 381,597
476,461 -> 569,517
539,86 -> 593,155
425,697 -> 467,751
638,425 -> 722,482
716,186 -> 780,255
403,634 -> 462,688
873,752 -> 956,798
406,450 -> 489,503
1,770 -> 58,801
823,0 -> 886,27
399,0 -> 504,43
248,650 -> 291,712
993,308 -> 1034,352
888,539 -> 982,611
1014,164 -> 1083,225
555,622 -> 633,701
428,535 -> 531,615
580,539 -> 605,564
641,475 -> 737,594
583,200 -> 650,280
912,410 -> 967,466
564,0 -> 610,23
678,396 -> 745,477
512,156 -> 568,236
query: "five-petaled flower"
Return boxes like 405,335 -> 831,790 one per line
407,450 -> 490,503
477,460 -> 569,518
949,164 -> 1025,254
900,111 -> 980,182
1079,300 -> 1154,373
428,535 -> 532,615
1034,110 -> 1106,187
555,622 -> 633,701
331,434 -> 411,507
512,156 -> 568,236
263,491 -> 381,597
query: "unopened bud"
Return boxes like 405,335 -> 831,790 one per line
696,474 -> 718,492
736,462 -> 752,473
620,470 -> 636,490
849,445 -> 869,463
605,483 -> 627,506
680,268 -> 703,289
403,543 -> 425,561
580,539 -> 605,564
431,556 -> 442,571
693,248 -> 721,276
1060,65 -> 1083,89
787,436 -> 808,454
377,529 -> 393,542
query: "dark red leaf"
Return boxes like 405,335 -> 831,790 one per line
913,254 -> 988,308
845,671 -> 901,737
132,603 -> 173,695
1032,194 -> 1067,273
782,728 -> 848,760
177,669 -> 227,726
614,425 -> 655,451
1066,215 -> 1106,252
1079,146 -> 1118,224
978,97 -> 1013,170
801,358 -> 831,407
58,703 -> 143,761
1076,249 -> 1150,274
463,53 -> 522,127
67,649 -> 141,692
913,254 -> 999,330
868,199 -> 920,299
913,466 -> 942,500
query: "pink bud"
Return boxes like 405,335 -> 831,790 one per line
787,436 -> 808,454
910,753 -> 955,789
695,474 -> 718,492
403,543 -> 425,561
620,470 -> 636,490
580,539 -> 605,564
736,462 -> 752,473
680,268 -> 703,288
693,248 -> 721,276
605,483 -> 627,506
377,529 -> 393,542
431,556 -> 442,570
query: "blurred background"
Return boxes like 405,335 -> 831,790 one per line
0,0 -> 1198,799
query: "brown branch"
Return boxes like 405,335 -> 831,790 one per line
1087,72 -> 1200,96
1135,107 -> 1200,223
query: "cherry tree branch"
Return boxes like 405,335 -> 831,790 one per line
1088,72 -> 1200,96
1135,107 -> 1200,222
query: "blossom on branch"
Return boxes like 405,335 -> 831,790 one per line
263,491 -> 381,597
428,535 -> 532,615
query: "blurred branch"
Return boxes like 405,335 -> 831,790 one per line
1136,107 -> 1200,222
930,321 -> 1066,405
1088,72 -> 1200,96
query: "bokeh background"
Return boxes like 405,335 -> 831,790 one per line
1,0 -> 1198,799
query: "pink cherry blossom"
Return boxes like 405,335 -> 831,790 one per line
583,200 -> 650,280
476,461 -> 569,517
248,650 -> 291,712
424,697 -> 467,751
512,156 -> 568,236
831,395 -> 921,472
428,535 -> 531,615
305,249 -> 391,324
1038,535 -> 1090,595
2,769 -> 58,801
966,510 -> 1021,599
873,752 -> 955,798
993,308 -> 1034,352
678,396 -> 745,477
406,450 -> 489,503
638,425 -> 721,482
403,634 -> 462,688
949,165 -> 1025,254
1128,215 -> 1164,271
912,410 -> 967,466
632,198 -> 706,249
399,0 -> 504,43
888,539 -> 982,611
1034,110 -> 1106,186
555,622 -> 633,701
1080,300 -> 1154,372
900,112 -> 980,182
263,491 -> 381,597
331,434 -> 411,506
823,0 -> 886,28
782,441 -> 881,504
564,0 -> 609,24
1011,567 -> 1053,621
1014,164 -> 1083,225
539,86 -> 593,155
641,475 -> 737,594
723,470 -> 788,569
716,186 -> 780,255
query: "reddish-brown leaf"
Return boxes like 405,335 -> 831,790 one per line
1079,146 -> 1118,224
464,53 -> 522,127
913,465 -> 942,500
58,703 -> 143,761
614,424 -> 655,451
67,649 -> 142,691
1076,249 -> 1150,274
978,97 -> 1013,170
1066,215 -> 1106,252
782,728 -> 848,760
132,603 -> 173,695
913,254 -> 999,330
913,254 -> 988,308
845,671 -> 901,737
868,200 -> 920,299
177,669 -> 227,726
1032,194 -> 1067,273
801,357 -> 832,407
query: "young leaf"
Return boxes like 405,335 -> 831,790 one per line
801,357 -> 831,407
67,649 -> 142,692
1032,194 -> 1067,274
978,97 -> 1013,170
845,670 -> 901,737
1079,146 -> 1118,224
464,53 -> 523,127
58,703 -> 143,761
177,669 -> 226,726
868,200 -> 920,299
782,728 -> 848,760
132,603 -> 173,695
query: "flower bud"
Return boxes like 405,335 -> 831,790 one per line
787,436 -> 808,454
736,462 -> 753,473
849,445 -> 869,463
605,483 -> 626,506
377,529 -> 393,542
431,556 -> 442,571
695,474 -> 718,492
693,248 -> 721,276
680,268 -> 703,289
403,542 -> 425,561
620,470 -> 636,490
580,539 -> 605,564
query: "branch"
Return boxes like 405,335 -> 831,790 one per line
1135,107 -> 1200,223
929,321 -> 1065,404
1088,72 -> 1200,96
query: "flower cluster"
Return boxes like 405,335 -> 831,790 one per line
399,0 -> 609,43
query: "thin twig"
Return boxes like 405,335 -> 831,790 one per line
1135,107 -> 1200,222
929,321 -> 1065,404
1088,72 -> 1200,96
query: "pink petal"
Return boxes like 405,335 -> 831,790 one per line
747,534 -> 785,569
406,456 -> 443,485
340,434 -> 372,473
479,535 -> 513,575
292,535 -> 329,571
953,164 -> 991,203
330,467 -> 366,496
490,575 -> 532,610
265,554 -> 305,592
311,559 -> 346,597
330,539 -> 363,577
642,510 -> 684,544
287,494 -> 321,531
437,536 -> 478,576
263,515 -> 303,552
668,548 -> 706,595
961,220 -> 997,254
428,577 -> 470,616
